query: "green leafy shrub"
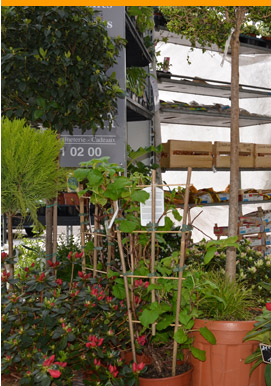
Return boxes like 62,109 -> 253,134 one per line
2,254 -> 146,385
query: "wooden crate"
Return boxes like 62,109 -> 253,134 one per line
255,144 -> 271,169
160,140 -> 213,169
214,142 -> 254,168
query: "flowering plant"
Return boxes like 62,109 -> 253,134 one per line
1,251 -> 145,385
244,282 -> 271,386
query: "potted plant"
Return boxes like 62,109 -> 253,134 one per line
244,282 -> 271,386
114,259 -> 216,385
156,57 -> 172,79
1,251 -> 146,385
185,239 -> 267,386
241,24 -> 259,37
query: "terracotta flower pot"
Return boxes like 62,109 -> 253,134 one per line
190,319 -> 266,386
139,366 -> 193,386
121,350 -> 152,365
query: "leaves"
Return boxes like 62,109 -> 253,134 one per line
199,326 -> 216,344
190,346 -> 206,361
174,328 -> 188,344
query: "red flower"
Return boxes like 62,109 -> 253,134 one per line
109,364 -> 118,377
144,281 -> 149,289
24,267 -> 29,272
86,335 -> 103,348
37,272 -> 46,282
266,302 -> 271,311
75,251 -> 84,259
48,260 -> 60,268
56,278 -> 62,286
43,355 -> 55,367
1,251 -> 8,261
136,335 -> 146,346
48,369 -> 61,378
94,358 -> 101,368
132,362 -> 145,373
1,270 -> 10,282
135,279 -> 143,288
55,361 -> 67,368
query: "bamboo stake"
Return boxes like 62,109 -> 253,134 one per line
86,268 -> 185,281
84,230 -> 190,236
93,205 -> 99,278
115,227 -> 137,362
52,197 -> 58,266
151,169 -> 156,336
107,229 -> 113,274
79,184 -> 86,273
172,167 -> 192,377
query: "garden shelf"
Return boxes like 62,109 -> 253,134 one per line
127,97 -> 154,121
158,74 -> 271,99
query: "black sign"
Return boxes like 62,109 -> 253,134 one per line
260,343 -> 271,364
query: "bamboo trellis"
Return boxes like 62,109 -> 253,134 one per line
80,168 -> 192,373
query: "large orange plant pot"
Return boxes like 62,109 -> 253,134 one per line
139,366 -> 193,386
191,319 -> 266,386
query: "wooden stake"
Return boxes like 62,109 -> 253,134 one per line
151,169 -> 156,336
79,184 -> 86,273
93,205 -> 99,278
172,167 -> 192,377
52,197 -> 58,265
116,227 -> 137,363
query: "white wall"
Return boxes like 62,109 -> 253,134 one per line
157,42 -> 271,241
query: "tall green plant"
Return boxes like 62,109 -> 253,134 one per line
1,117 -> 66,275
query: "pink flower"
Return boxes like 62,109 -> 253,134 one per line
43,355 -> 55,367
266,302 -> 271,311
132,362 -> 145,373
135,279 -> 143,288
48,369 -> 61,378
144,281 -> 149,289
54,361 -> 67,368
94,358 -> 101,368
109,364 -> 118,377
86,335 -> 103,348
136,335 -> 146,346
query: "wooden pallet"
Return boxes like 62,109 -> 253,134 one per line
161,140 -> 213,169
255,144 -> 271,169
214,141 -> 254,168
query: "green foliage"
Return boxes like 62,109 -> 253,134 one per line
1,6 -> 125,133
160,6 -> 271,50
2,259 -> 144,385
191,270 -> 256,321
186,239 -> 271,305
126,67 -> 149,98
126,7 -> 154,33
1,117 -> 66,226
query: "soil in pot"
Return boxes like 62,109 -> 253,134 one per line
143,362 -> 191,379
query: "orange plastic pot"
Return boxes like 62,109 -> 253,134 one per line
139,366 -> 193,386
191,319 -> 266,386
